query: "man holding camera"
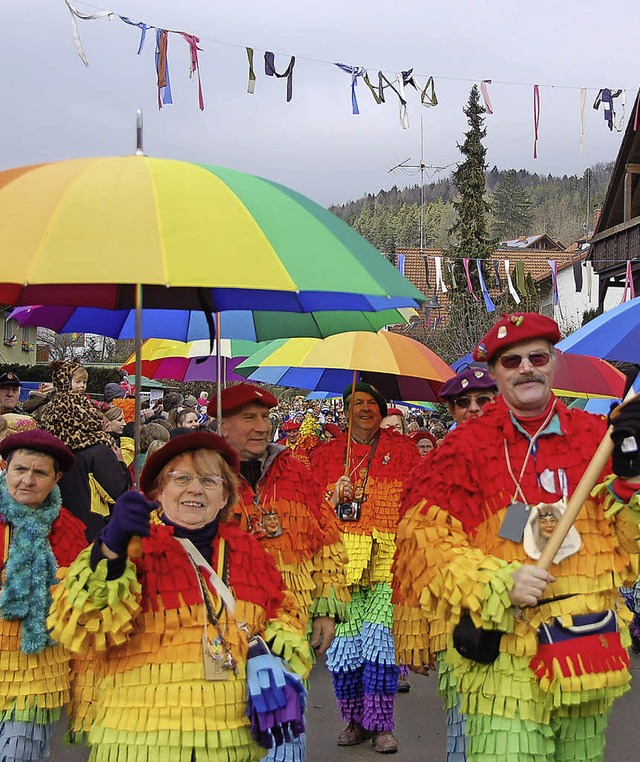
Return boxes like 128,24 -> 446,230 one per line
393,312 -> 640,762
311,382 -> 420,754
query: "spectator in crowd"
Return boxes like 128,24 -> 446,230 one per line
0,372 -> 23,415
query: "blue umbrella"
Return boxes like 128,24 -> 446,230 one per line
557,297 -> 640,363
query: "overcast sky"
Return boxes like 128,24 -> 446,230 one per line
1,1 -> 635,206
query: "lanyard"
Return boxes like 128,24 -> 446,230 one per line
503,400 -> 557,505
176,537 -> 235,618
343,434 -> 379,503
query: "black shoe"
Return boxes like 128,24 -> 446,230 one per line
397,676 -> 411,693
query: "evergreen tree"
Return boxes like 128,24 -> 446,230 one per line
449,85 -> 494,261
491,169 -> 534,240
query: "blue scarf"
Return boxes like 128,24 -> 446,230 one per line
0,473 -> 61,654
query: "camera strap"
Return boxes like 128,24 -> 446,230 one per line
343,433 -> 379,504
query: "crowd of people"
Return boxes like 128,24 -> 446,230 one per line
0,312 -> 639,762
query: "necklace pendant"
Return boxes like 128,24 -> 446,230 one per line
202,634 -> 229,681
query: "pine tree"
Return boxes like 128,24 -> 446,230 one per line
449,85 -> 494,261
491,169 -> 533,240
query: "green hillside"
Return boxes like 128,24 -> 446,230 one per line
329,164 -> 612,255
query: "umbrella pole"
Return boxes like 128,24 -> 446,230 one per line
343,370 -> 358,477
215,312 -> 222,433
133,283 -> 143,487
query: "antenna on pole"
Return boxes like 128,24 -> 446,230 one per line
388,114 -> 446,253
135,110 -> 144,156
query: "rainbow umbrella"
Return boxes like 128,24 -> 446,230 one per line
0,157 -> 424,312
8,304 -> 417,342
236,331 -> 454,402
120,338 -> 259,383
0,155 -> 424,477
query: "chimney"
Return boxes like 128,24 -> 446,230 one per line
592,206 -> 602,234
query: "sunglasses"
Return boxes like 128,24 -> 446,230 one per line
498,351 -> 552,370
453,395 -> 494,409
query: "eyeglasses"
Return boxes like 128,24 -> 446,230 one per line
167,472 -> 225,490
498,351 -> 552,370
453,395 -> 494,409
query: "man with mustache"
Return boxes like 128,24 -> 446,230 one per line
394,312 -> 640,762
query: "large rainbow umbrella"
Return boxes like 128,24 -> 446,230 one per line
236,331 -> 454,402
0,155 -> 424,476
8,304 -> 417,342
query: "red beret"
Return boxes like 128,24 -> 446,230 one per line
207,383 -> 278,418
281,420 -> 301,432
140,431 -> 239,496
0,429 -> 75,472
439,366 -> 497,400
323,423 -> 342,438
409,430 -> 437,447
386,407 -> 404,417
474,312 -> 560,363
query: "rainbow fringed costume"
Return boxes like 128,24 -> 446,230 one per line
48,520 -> 312,761
234,447 -> 349,627
311,429 -> 420,734
393,396 -> 640,762
0,508 -> 88,757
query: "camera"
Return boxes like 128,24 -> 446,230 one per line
336,501 -> 361,521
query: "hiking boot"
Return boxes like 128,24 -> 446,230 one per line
397,676 -> 411,693
372,731 -> 399,754
337,721 -> 372,746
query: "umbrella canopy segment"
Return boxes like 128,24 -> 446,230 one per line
120,338 -> 258,383
236,331 -> 454,402
556,297 -> 640,363
452,351 -> 626,399
8,305 -> 417,343
0,157 -> 424,312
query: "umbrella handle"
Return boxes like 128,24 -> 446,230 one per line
536,388 -> 638,570
340,370 -> 359,500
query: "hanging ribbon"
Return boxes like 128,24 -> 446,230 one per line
586,261 -> 593,301
179,34 -> 205,110
246,48 -> 256,94
422,255 -> 430,293
434,256 -> 448,293
463,259 -> 478,300
120,17 -> 148,54
593,88 -> 623,131
402,70 -> 438,107
533,84 -> 541,158
493,260 -> 503,292
480,79 -> 493,114
477,260 -> 496,312
64,0 -> 113,66
396,253 -> 406,276
573,259 -> 583,292
447,262 -> 458,290
548,260 -> 560,305
620,260 -> 636,304
336,64 -> 365,114
264,52 -> 296,102
362,71 -> 384,104
579,88 -> 587,154
378,72 -> 410,129
504,260 -> 521,304
155,29 -> 173,108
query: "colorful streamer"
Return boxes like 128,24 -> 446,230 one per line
533,84 -> 540,158
463,259 -> 478,301
434,256 -> 448,293
476,260 -> 496,312
336,64 -> 365,115
480,79 -> 493,114
504,260 -> 521,305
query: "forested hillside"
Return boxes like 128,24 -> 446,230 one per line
329,164 -> 612,254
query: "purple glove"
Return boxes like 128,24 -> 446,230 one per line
98,490 -> 155,555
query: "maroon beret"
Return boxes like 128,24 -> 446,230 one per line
207,383 -> 278,418
281,420 -> 301,432
140,431 -> 240,496
439,366 -> 498,400
0,429 -> 75,472
323,423 -> 342,438
386,407 -> 404,418
474,312 -> 561,363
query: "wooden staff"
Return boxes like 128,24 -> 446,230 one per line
536,388 -> 638,570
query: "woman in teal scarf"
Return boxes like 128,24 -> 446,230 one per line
0,430 -> 87,761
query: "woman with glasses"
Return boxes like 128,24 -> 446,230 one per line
49,430 -> 311,761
